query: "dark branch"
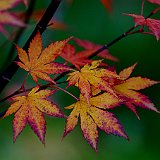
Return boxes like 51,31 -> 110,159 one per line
0,0 -> 62,93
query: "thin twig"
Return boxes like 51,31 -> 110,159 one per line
0,82 -> 78,104
51,85 -> 79,101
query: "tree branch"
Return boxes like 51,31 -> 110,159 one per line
0,0 -> 62,93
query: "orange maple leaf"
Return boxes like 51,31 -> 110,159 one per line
64,94 -> 128,151
3,86 -> 64,143
67,60 -> 119,104
16,32 -> 72,83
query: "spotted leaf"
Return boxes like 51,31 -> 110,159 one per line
16,32 -> 72,83
64,95 -> 127,151
3,87 -> 64,143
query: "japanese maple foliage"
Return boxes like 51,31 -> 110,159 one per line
16,32 -> 72,83
64,94 -> 127,151
65,61 -> 158,150
0,0 -> 160,153
4,87 -> 64,143
126,14 -> 160,40
61,38 -> 118,69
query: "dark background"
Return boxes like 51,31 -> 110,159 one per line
0,0 -> 160,159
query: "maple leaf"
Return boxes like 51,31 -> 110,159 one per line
61,38 -> 118,69
74,38 -> 118,62
64,94 -> 128,151
126,14 -> 160,40
67,60 -> 119,104
61,44 -> 92,70
16,32 -> 72,83
3,86 -> 64,143
147,0 -> 160,5
113,64 -> 159,118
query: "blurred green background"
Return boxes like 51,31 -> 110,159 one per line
0,0 -> 160,159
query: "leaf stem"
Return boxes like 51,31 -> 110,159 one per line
51,85 -> 79,101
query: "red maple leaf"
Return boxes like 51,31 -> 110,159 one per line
61,38 -> 118,69
126,14 -> 160,40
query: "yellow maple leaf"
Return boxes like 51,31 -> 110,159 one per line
16,32 -> 72,83
67,60 -> 119,104
114,64 -> 159,118
3,86 -> 64,143
64,94 -> 127,151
